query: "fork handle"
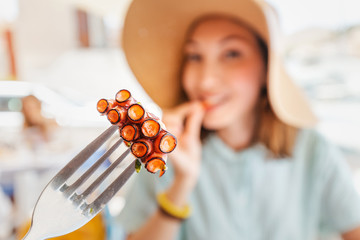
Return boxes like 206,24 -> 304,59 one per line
22,227 -> 45,240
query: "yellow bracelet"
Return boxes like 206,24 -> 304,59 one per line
156,192 -> 192,220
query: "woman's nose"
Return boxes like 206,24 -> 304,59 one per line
198,60 -> 220,91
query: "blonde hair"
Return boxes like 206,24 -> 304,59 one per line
257,89 -> 298,158
182,15 -> 299,158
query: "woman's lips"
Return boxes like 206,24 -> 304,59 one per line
201,95 -> 228,111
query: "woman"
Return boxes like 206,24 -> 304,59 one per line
117,0 -> 360,239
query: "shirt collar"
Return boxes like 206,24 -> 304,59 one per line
203,133 -> 268,162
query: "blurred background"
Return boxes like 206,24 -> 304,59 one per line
0,0 -> 359,239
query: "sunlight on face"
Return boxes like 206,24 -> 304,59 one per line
182,17 -> 267,130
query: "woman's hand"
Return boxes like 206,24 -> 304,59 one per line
162,101 -> 205,189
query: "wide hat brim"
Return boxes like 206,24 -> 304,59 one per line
122,0 -> 317,128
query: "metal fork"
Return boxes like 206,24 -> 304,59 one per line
22,125 -> 135,240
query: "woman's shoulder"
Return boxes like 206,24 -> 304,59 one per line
295,128 -> 333,154
294,128 -> 345,170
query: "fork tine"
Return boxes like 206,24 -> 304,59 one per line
84,159 -> 136,215
62,138 -> 123,198
52,125 -> 118,189
78,148 -> 131,200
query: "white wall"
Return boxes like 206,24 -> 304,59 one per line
14,0 -> 77,81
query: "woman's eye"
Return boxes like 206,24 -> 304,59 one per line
185,53 -> 202,62
225,50 -> 241,59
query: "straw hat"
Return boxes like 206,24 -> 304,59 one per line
122,0 -> 317,128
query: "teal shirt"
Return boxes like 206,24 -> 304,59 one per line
117,129 -> 360,239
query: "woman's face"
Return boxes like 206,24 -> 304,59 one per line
182,17 -> 266,130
